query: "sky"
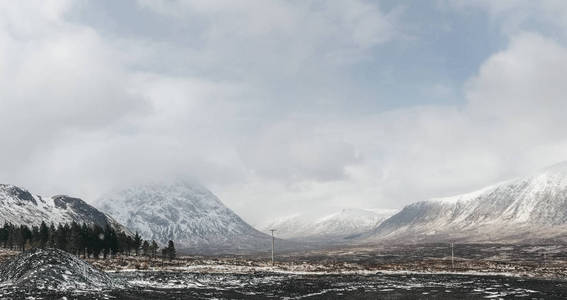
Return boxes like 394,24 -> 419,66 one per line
2,0 -> 567,225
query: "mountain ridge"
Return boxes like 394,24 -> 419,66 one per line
367,161 -> 567,243
0,184 -> 128,233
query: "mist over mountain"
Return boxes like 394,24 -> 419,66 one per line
96,181 -> 272,254
367,162 -> 567,243
262,208 -> 396,243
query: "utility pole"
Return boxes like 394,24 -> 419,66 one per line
451,242 -> 454,269
270,229 -> 276,266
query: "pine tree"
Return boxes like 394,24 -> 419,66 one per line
142,240 -> 150,257
0,221 -> 175,262
20,225 -> 32,251
55,224 -> 67,251
39,221 -> 49,248
91,225 -> 104,259
166,240 -> 176,261
151,240 -> 159,259
0,223 -> 8,248
47,223 -> 56,248
80,223 -> 89,258
133,232 -> 142,256
69,222 -> 82,255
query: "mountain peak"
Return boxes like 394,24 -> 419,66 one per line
97,181 -> 270,253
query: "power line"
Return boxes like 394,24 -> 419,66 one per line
451,242 -> 454,269
270,229 -> 276,266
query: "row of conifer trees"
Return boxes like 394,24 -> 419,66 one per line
0,221 -> 176,260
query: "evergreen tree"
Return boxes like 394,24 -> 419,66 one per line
80,223 -> 89,258
47,223 -> 56,248
0,221 -> 176,261
69,222 -> 82,255
166,240 -> 176,261
133,232 -> 142,256
142,240 -> 150,257
0,223 -> 8,248
39,221 -> 49,248
20,225 -> 32,251
91,225 -> 104,258
55,224 -> 68,250
151,240 -> 159,258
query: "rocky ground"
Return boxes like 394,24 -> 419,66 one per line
1,244 -> 567,299
74,243 -> 567,280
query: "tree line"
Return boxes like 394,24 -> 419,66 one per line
0,221 -> 176,260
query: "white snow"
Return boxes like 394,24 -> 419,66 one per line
261,208 -> 397,240
0,184 -> 122,230
96,181 -> 271,252
371,161 -> 567,242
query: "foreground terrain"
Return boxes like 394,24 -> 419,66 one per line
1,243 -> 567,299
4,272 -> 566,299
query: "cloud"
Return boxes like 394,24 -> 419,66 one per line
238,119 -> 360,182
2,1 -> 567,225
134,0 -> 399,78
0,1 -> 149,177
445,0 -> 567,37
224,30 -> 567,223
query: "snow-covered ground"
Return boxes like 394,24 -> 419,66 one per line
1,244 -> 567,298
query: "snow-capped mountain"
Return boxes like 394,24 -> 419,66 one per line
0,184 -> 126,232
369,162 -> 567,243
96,181 -> 271,254
262,208 -> 396,242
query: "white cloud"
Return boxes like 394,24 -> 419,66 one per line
0,1 -> 148,177
445,0 -> 567,37
223,31 -> 567,223
2,1 -> 567,226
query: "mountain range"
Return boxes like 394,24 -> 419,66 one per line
5,161 -> 567,252
367,162 -> 567,243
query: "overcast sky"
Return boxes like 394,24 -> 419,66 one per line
2,0 -> 567,225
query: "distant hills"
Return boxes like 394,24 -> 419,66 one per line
261,208 -> 396,243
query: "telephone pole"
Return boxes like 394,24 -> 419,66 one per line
450,242 -> 454,269
270,229 -> 276,265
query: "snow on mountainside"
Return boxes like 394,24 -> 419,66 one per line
0,184 -> 126,232
369,161 -> 567,243
96,181 -> 271,254
262,208 -> 396,242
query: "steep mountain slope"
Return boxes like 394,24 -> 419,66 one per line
262,208 -> 396,242
0,184 -> 126,232
96,181 -> 271,254
369,162 -> 567,243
